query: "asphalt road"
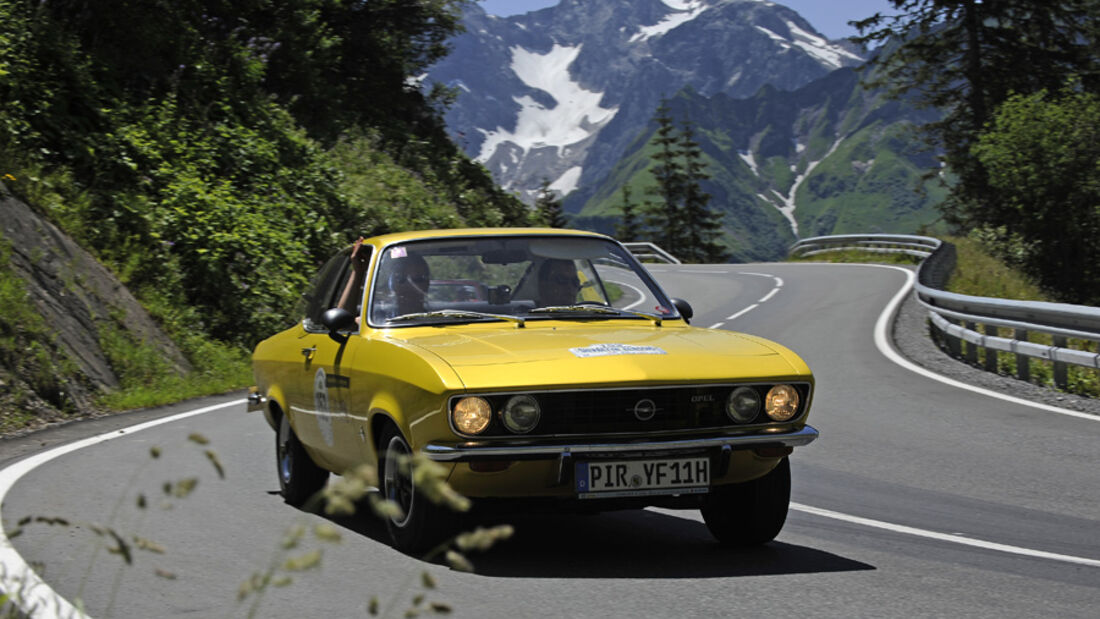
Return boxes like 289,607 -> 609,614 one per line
3,263 -> 1098,618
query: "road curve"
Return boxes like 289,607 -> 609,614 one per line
3,263 -> 1099,618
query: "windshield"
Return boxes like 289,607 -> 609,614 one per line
367,235 -> 678,327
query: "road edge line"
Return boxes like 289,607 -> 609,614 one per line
0,398 -> 246,619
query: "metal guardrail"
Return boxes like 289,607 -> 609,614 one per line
790,234 -> 1100,388
623,242 -> 681,264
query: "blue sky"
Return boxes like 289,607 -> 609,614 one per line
476,0 -> 895,40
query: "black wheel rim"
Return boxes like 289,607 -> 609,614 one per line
383,435 -> 414,527
278,418 -> 292,486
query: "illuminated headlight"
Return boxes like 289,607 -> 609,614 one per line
765,385 -> 800,422
501,395 -> 541,434
453,397 -> 492,434
726,386 -> 761,423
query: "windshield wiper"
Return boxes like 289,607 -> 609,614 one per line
387,309 -> 525,328
528,305 -> 663,326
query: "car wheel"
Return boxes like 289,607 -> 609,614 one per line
701,457 -> 791,546
276,413 -> 328,506
378,425 -> 449,554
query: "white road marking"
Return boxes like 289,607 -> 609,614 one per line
864,264 -> 1100,423
0,398 -> 245,619
758,288 -> 779,303
679,269 -> 729,274
726,304 -> 759,321
4,262 -> 1097,617
708,322 -> 726,330
790,502 -> 1100,568
607,280 -> 648,310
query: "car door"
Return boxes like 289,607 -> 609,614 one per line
291,248 -> 367,472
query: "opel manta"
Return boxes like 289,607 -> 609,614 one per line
249,228 -> 817,552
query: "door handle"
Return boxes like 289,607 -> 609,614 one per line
301,346 -> 316,360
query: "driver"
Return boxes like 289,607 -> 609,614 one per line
388,253 -> 430,316
537,259 -> 581,306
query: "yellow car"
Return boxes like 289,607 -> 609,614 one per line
249,228 -> 817,551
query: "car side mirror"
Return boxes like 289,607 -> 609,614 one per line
321,307 -> 356,344
671,298 -> 693,323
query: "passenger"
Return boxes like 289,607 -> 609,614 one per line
537,259 -> 581,306
337,237 -> 369,322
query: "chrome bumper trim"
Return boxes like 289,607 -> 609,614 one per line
423,425 -> 818,461
246,388 -> 266,413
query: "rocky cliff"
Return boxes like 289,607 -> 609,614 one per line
0,180 -> 190,434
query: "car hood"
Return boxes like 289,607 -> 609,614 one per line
389,323 -> 809,391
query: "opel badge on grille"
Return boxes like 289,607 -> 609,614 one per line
633,398 -> 657,421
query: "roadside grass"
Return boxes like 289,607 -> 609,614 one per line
790,235 -> 1099,398
96,325 -> 252,411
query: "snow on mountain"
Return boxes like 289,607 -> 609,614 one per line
427,0 -> 865,204
475,43 -> 618,194
630,0 -> 711,42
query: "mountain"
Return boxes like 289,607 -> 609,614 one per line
427,0 -> 864,203
575,67 -> 947,260
426,0 -> 946,261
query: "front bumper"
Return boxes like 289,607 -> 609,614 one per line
423,425 -> 819,462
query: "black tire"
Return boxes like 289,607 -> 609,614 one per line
701,457 -> 791,546
378,425 -> 449,554
276,412 -> 329,506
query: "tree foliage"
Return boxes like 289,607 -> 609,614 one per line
677,122 -> 726,263
615,185 -> 641,242
644,102 -> 686,251
535,179 -> 568,228
853,0 -> 1099,220
971,88 -> 1100,304
641,101 -> 724,263
853,0 -> 1100,301
0,0 -> 528,348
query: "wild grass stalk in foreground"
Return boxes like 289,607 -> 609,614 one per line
238,457 -> 513,619
1,433 -> 225,617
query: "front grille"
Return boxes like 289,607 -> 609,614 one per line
460,383 -> 810,437
539,388 -> 727,434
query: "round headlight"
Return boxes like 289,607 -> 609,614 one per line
501,395 -> 541,434
765,385 -> 800,422
726,386 -> 761,423
453,397 -> 492,434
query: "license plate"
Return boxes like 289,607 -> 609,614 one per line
575,457 -> 709,499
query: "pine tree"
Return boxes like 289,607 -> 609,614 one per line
677,121 -> 726,263
644,100 -> 687,252
615,185 -> 642,241
535,179 -> 568,228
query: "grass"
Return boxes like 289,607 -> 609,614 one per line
95,323 -> 252,411
790,235 -> 1100,398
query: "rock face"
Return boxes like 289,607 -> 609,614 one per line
426,0 -> 864,203
0,180 -> 190,429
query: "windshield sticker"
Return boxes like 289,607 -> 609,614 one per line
389,246 -> 407,258
570,344 -> 667,358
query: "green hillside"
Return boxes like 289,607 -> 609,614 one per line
578,69 -> 948,261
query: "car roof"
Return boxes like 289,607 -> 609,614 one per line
365,227 -> 611,247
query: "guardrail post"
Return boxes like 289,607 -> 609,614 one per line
984,325 -> 999,372
1052,335 -> 1068,389
965,321 -> 979,364
1015,328 -> 1030,382
946,319 -> 962,358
